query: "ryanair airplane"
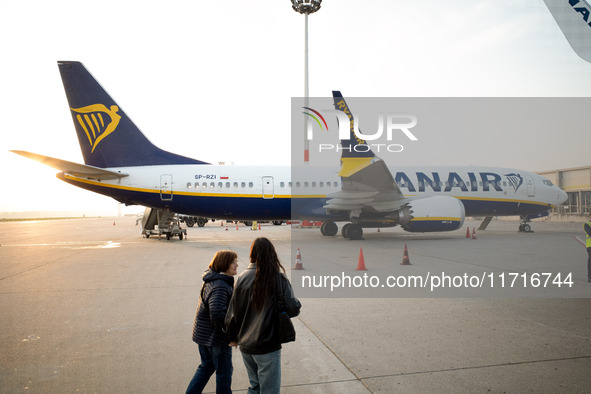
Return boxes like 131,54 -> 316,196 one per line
11,62 -> 567,240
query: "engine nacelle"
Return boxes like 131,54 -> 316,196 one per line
398,196 -> 465,233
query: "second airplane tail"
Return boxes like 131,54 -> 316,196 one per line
58,61 -> 207,168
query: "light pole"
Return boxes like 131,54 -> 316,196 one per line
291,0 -> 322,164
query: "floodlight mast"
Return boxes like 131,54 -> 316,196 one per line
291,0 -> 322,164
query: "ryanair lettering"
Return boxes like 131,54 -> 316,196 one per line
394,172 -> 519,193
569,0 -> 591,26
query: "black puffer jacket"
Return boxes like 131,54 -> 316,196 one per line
225,263 -> 301,355
192,269 -> 234,347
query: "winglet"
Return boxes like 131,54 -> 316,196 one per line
332,91 -> 376,177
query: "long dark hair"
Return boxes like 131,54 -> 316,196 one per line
250,237 -> 286,310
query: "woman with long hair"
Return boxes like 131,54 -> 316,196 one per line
225,237 -> 301,394
187,250 -> 238,394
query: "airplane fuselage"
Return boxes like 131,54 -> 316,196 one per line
57,164 -> 566,223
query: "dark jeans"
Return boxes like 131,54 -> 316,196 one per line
186,344 -> 233,394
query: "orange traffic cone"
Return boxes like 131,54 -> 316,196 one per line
466,227 -> 470,238
258,223 -> 261,230
225,223 -> 228,231
236,223 -> 239,230
472,228 -> 477,239
294,248 -> 304,270
401,243 -> 411,265
356,248 -> 367,271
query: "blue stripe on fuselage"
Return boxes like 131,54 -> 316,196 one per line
59,175 -> 549,221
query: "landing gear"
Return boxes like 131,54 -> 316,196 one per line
518,217 -> 533,233
320,221 -> 338,236
341,223 -> 363,240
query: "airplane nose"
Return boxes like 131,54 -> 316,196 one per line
557,189 -> 568,205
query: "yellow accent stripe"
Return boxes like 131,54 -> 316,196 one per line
410,217 -> 461,222
63,175 -> 551,206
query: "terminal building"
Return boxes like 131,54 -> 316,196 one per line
538,166 -> 591,218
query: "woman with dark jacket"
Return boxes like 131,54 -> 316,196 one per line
187,250 -> 238,394
225,237 -> 301,394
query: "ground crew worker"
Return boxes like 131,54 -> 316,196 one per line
585,218 -> 591,282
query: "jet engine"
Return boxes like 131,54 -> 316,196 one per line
395,196 -> 465,232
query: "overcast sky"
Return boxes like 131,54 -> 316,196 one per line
1,0 -> 590,215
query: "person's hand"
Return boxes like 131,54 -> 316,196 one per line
229,341 -> 238,348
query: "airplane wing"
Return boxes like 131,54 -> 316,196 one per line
323,93 -> 406,216
10,150 -> 129,180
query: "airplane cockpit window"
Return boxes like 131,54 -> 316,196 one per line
543,179 -> 554,186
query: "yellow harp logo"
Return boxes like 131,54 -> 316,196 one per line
71,104 -> 121,153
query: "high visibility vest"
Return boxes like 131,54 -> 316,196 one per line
586,220 -> 591,248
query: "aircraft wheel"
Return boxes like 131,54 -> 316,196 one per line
186,220 -> 195,227
347,224 -> 363,240
321,222 -> 338,236
523,224 -> 531,233
179,232 -> 184,240
197,219 -> 206,227
342,223 -> 353,238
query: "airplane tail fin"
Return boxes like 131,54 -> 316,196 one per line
544,0 -> 591,63
332,91 -> 376,177
58,61 -> 208,168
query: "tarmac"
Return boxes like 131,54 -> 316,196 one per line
1,216 -> 590,393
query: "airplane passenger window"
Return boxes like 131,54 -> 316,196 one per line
186,182 -> 192,188
312,182 -> 317,187
319,182 -> 324,188
304,182 -> 309,187
202,183 -> 207,189
210,182 -> 215,188
233,182 -> 238,188
296,182 -> 301,188
288,182 -> 292,188
249,182 -> 253,188
226,182 -> 230,188
280,182 -> 285,188
195,183 -> 199,189
218,182 -> 222,188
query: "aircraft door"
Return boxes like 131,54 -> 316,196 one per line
525,175 -> 535,197
262,176 -> 274,199
160,174 -> 173,201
